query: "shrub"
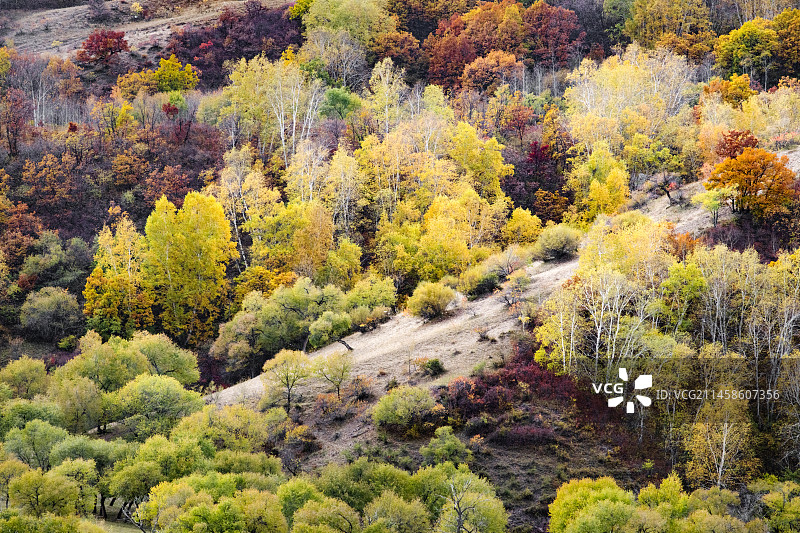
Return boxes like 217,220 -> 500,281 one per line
372,386 -> 436,434
531,224 -> 583,261
406,282 -> 456,319
422,359 -> 445,377
458,265 -> 500,299
20,287 -> 82,342
420,426 -> 472,465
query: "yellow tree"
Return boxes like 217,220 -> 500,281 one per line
144,192 -> 238,346
707,147 -> 795,220
83,215 -> 154,339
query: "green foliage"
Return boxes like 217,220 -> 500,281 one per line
372,386 -> 436,433
262,350 -> 312,413
364,490 -> 431,533
549,477 -> 635,533
420,426 -> 472,465
9,470 -> 80,517
0,357 -> 47,400
0,399 -> 63,439
531,224 -> 583,261
277,477 -> 323,525
406,281 -> 456,319
4,420 -> 69,470
111,374 -> 204,441
20,287 -> 82,342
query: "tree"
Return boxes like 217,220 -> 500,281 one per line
303,0 -> 396,45
4,420 -> 69,471
9,470 -> 79,518
685,399 -> 758,488
76,29 -> 129,63
365,491 -> 431,533
144,192 -> 238,346
51,458 -> 98,515
372,386 -> 435,432
502,208 -> 543,245
0,459 -> 28,509
112,374 -> 204,441
715,130 -> 758,160
262,350 -> 312,414
48,377 -> 102,434
293,497 -> 359,533
20,287 -> 82,342
57,331 -> 150,394
314,352 -> 353,400
549,477 -> 635,533
707,147 -> 795,220
0,357 -> 47,400
437,475 -> 507,533
715,18 -> 778,88
524,1 -> 585,93
0,89 -> 32,158
420,426 -> 472,465
461,51 -> 523,95
83,216 -> 153,340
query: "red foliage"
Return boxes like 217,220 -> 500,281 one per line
715,129 -> 759,160
165,2 -> 301,89
141,165 -> 190,209
76,29 -> 130,63
0,89 -> 33,157
424,16 -> 477,90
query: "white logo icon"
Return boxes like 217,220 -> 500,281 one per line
607,368 -> 652,413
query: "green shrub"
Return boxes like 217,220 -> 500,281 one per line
531,224 -> 583,261
20,287 -> 82,342
422,359 -> 445,377
420,426 -> 472,465
406,282 -> 456,319
372,386 -> 436,433
458,266 -> 500,299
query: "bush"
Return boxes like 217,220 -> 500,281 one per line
372,386 -> 436,434
406,282 -> 456,319
458,265 -> 500,299
420,426 -> 472,465
531,224 -> 583,261
422,359 -> 445,377
20,287 -> 82,342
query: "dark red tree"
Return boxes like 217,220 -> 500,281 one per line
76,29 -> 130,63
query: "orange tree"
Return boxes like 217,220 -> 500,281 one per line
708,147 -> 796,220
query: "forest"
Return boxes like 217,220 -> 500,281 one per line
0,0 -> 800,530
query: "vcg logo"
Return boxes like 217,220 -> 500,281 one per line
592,368 -> 652,413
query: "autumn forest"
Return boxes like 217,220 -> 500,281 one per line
0,0 -> 800,531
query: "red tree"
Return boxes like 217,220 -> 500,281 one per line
0,89 -> 32,157
76,29 -> 129,63
524,1 -> 585,83
715,129 -> 759,160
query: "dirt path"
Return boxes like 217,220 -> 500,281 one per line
212,259 -> 580,408
1,1 -> 249,56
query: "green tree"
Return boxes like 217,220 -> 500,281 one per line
57,331 -> 150,394
406,282 -> 456,320
9,470 -> 80,518
20,287 -> 82,342
715,19 -> 779,88
128,331 -> 199,385
144,192 -> 238,346
4,420 -> 69,471
372,386 -> 435,433
277,478 -> 323,526
112,374 -> 204,441
0,357 -> 48,400
51,458 -> 98,515
549,477 -> 635,533
262,350 -> 312,414
315,352 -> 353,400
365,491 -> 430,533
48,377 -> 102,434
420,426 -> 472,466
